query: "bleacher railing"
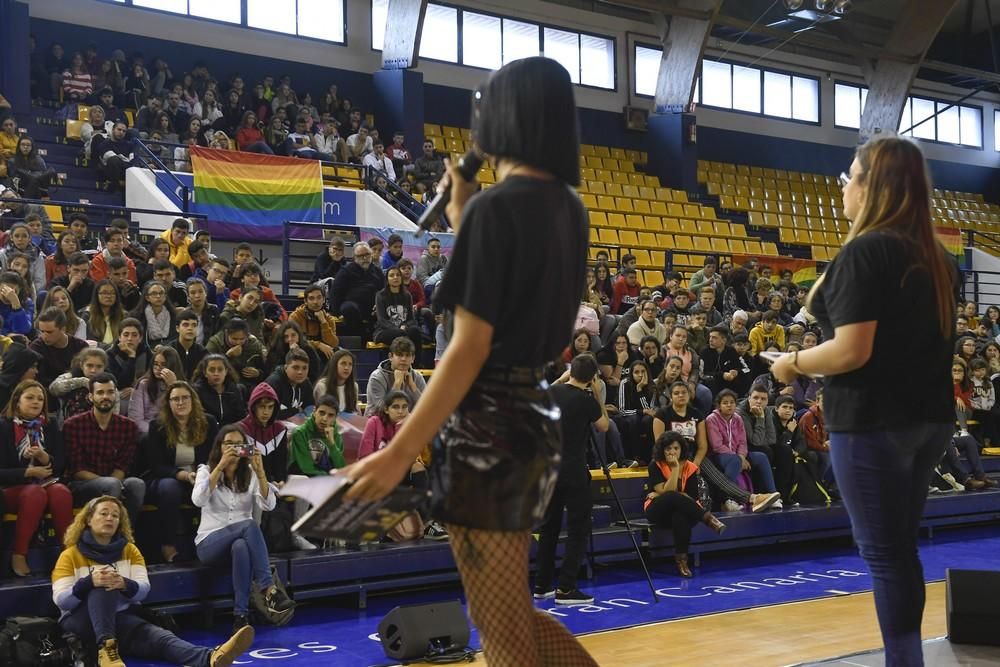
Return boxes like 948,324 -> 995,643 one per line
134,138 -> 192,212
281,220 -> 359,297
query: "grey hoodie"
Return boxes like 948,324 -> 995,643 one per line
416,250 -> 448,286
737,398 -> 777,451
364,358 -> 427,417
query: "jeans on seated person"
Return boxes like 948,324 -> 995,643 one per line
694,384 -> 713,417
712,451 -> 777,493
196,519 -> 274,616
243,141 -> 274,154
950,434 -> 986,479
60,588 -> 212,666
145,478 -> 192,550
70,476 -> 146,530
591,420 -> 626,467
829,422 -> 951,667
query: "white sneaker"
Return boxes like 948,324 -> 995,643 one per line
959,430 -> 971,437
722,499 -> 743,513
424,521 -> 449,541
292,533 -> 317,550
771,499 -> 783,510
606,462 -> 618,470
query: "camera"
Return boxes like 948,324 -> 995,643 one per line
235,444 -> 254,458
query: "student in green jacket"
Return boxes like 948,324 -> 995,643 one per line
289,395 -> 345,476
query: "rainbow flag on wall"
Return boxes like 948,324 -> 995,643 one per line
935,228 -> 964,261
732,255 -> 818,287
190,146 -> 323,239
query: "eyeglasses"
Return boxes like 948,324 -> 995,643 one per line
169,395 -> 192,403
354,253 -> 372,259
838,172 -> 851,189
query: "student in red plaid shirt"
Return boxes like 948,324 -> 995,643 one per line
64,373 -> 146,528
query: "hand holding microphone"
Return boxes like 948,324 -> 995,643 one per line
416,148 -> 483,236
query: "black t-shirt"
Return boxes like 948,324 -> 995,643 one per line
434,176 -> 588,368
550,383 -> 601,484
809,231 -> 953,432
653,405 -> 704,449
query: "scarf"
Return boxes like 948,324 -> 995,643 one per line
78,529 -> 128,565
6,239 -> 40,264
145,305 -> 171,341
13,416 -> 45,461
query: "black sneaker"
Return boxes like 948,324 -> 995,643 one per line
532,586 -> 555,600
555,588 -> 594,606
232,614 -> 250,633
265,586 -> 296,613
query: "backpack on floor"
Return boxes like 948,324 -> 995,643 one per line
249,566 -> 296,627
789,454 -> 832,505
0,616 -> 82,666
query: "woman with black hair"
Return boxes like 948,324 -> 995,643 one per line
596,333 -> 639,401
8,136 -> 56,200
44,231 -> 80,286
192,354 -> 247,427
721,266 -> 752,324
614,359 -> 657,463
129,281 -> 178,349
771,137 -> 957,665
344,58 -> 597,664
644,431 -> 725,577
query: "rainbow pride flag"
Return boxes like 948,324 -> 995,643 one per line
935,227 -> 964,260
189,146 -> 323,239
732,255 -> 818,287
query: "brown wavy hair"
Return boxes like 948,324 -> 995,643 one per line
809,136 -> 954,337
3,379 -> 49,418
157,381 -> 208,447
63,495 -> 134,548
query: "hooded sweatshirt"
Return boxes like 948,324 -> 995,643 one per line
373,288 -> 416,335
737,399 -> 777,452
364,358 -> 426,417
205,329 -> 264,377
265,366 -> 315,421
194,377 -> 247,426
705,409 -> 748,457
238,383 -> 288,483
289,413 -> 345,476
159,228 -> 191,269
358,415 -> 403,460
748,321 -> 786,356
415,250 -> 448,286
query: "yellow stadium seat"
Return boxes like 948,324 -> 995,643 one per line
762,242 -> 779,256
581,144 -> 597,156
639,186 -> 657,200
580,168 -> 596,182
662,218 -> 681,234
629,173 -> 646,186
731,224 -> 748,238
65,120 -> 84,140
650,201 -> 668,216
423,123 -> 442,137
581,194 -> 598,210
460,128 -> 472,141
678,219 -> 699,235
606,183 -> 624,197
625,214 -> 644,229
730,239 -> 747,254
43,205 -> 63,223
598,229 -> 619,245
619,230 -> 639,247
675,235 -> 694,251
626,150 -> 641,163
667,203 -> 685,218
585,155 -> 603,168
589,228 -> 599,244
602,158 -> 619,171
431,136 -> 446,152
633,199 -> 651,215
595,169 -> 612,183
657,233 -> 674,247
745,240 -> 764,255
637,232 -> 657,247
655,188 -> 673,202
747,212 -> 765,227
621,185 -> 639,199
713,221 -> 730,236
651,250 -> 665,267
613,171 -> 630,185
615,198 -> 635,213
633,249 -> 652,266
813,246 -> 828,262
442,126 -> 461,139
610,147 -> 626,160
607,213 -> 626,228
596,195 -> 615,211
693,236 -> 712,252
589,211 -> 608,227
643,216 -> 663,231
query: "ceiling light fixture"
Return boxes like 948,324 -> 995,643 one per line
833,0 -> 852,14
815,0 -> 833,11
784,0 -> 805,11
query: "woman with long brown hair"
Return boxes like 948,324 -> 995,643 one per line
145,381 -> 218,563
771,136 -> 956,666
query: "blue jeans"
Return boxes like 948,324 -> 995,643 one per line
60,588 -> 211,666
196,519 -> 273,616
713,451 -> 777,493
69,476 -> 146,531
830,422 -> 951,667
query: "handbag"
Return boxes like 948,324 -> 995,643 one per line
0,616 -> 79,666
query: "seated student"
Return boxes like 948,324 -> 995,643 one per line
2,252 -> 38,311
129,281 -> 177,350
45,231 -> 80,287
415,236 -> 448,294
379,233 -> 404,272
169,309 -> 208,380
205,257 -> 232,311
0,345 -> 42,413
799,387 -> 832,487
39,285 -> 88,340
229,262 -> 286,325
686,308 -> 709,354
313,348 -> 359,413
739,384 -> 795,502
700,326 -> 741,397
138,239 -> 170,289
49,348 -> 113,423
397,258 -> 435,333
219,288 -> 265,341
264,348 -> 315,421
653,381 -> 780,513
90,227 -> 137,284
193,424 -> 296,631
695,286 -> 724,328
613,359 -> 657,463
228,244 -> 255,290
192,354 -> 247,427
364,336 -> 426,417
108,218 -> 149,267
0,271 -> 32,336
184,278 -> 220,345
536,354 -> 609,603
289,395 -> 344,476
65,213 -> 99,253
373,266 -> 423,352
64,373 -> 146,528
358,390 -> 447,540
52,494 -> 255,667
0,223 -> 45,296
288,284 -> 339,361
264,320 -> 321,383
152,259 -> 188,308
328,241 -> 385,338
644,431 -> 726,578
145,381 -> 218,563
206,317 -> 264,389
106,318 -> 149,401
969,357 -> 1000,446
178,240 -> 212,282
638,335 -> 665,379
81,279 -> 125,346
238,384 -> 289,485
748,310 -> 785,355
0,380 -> 73,577
311,237 -> 347,283
107,256 -> 141,312
129,345 -> 185,435
29,307 -> 90,389
627,300 -> 666,347
706,389 -> 781,508
597,333 -> 640,400
159,218 -> 192,271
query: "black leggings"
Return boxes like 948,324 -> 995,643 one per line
644,491 -> 706,554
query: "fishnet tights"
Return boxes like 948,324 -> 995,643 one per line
446,524 -> 598,667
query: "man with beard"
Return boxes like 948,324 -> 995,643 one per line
63,373 -> 145,528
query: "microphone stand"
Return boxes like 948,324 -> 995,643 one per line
587,428 -> 659,603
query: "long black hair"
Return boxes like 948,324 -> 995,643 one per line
472,57 -> 580,186
207,423 -> 252,493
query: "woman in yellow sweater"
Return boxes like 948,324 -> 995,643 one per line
52,495 -> 254,667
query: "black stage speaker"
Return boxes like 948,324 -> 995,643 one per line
946,568 -> 1000,646
377,600 -> 470,660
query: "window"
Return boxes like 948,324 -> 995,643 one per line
936,102 -> 960,144
960,106 -> 983,148
732,65 -> 761,114
580,34 -> 615,89
634,45 -> 661,97
462,12 -> 502,70
701,60 -> 732,109
762,71 -> 791,118
418,4 -> 458,63
691,59 -> 819,123
105,0 -> 344,42
501,19 -> 539,64
371,0 -> 388,50
544,27 -> 580,84
792,76 -> 819,122
835,83 -> 863,128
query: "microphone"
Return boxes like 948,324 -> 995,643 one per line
416,149 -> 483,236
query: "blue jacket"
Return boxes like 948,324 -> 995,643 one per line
0,297 -> 33,335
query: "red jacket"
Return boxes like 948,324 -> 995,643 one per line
611,280 -> 641,314
799,404 -> 828,452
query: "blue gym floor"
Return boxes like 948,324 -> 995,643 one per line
128,525 -> 1000,666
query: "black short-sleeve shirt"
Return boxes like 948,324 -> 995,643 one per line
550,383 -> 602,483
434,176 -> 588,368
809,231 -> 953,432
653,405 -> 704,448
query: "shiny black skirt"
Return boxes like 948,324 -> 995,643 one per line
428,366 -> 561,531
